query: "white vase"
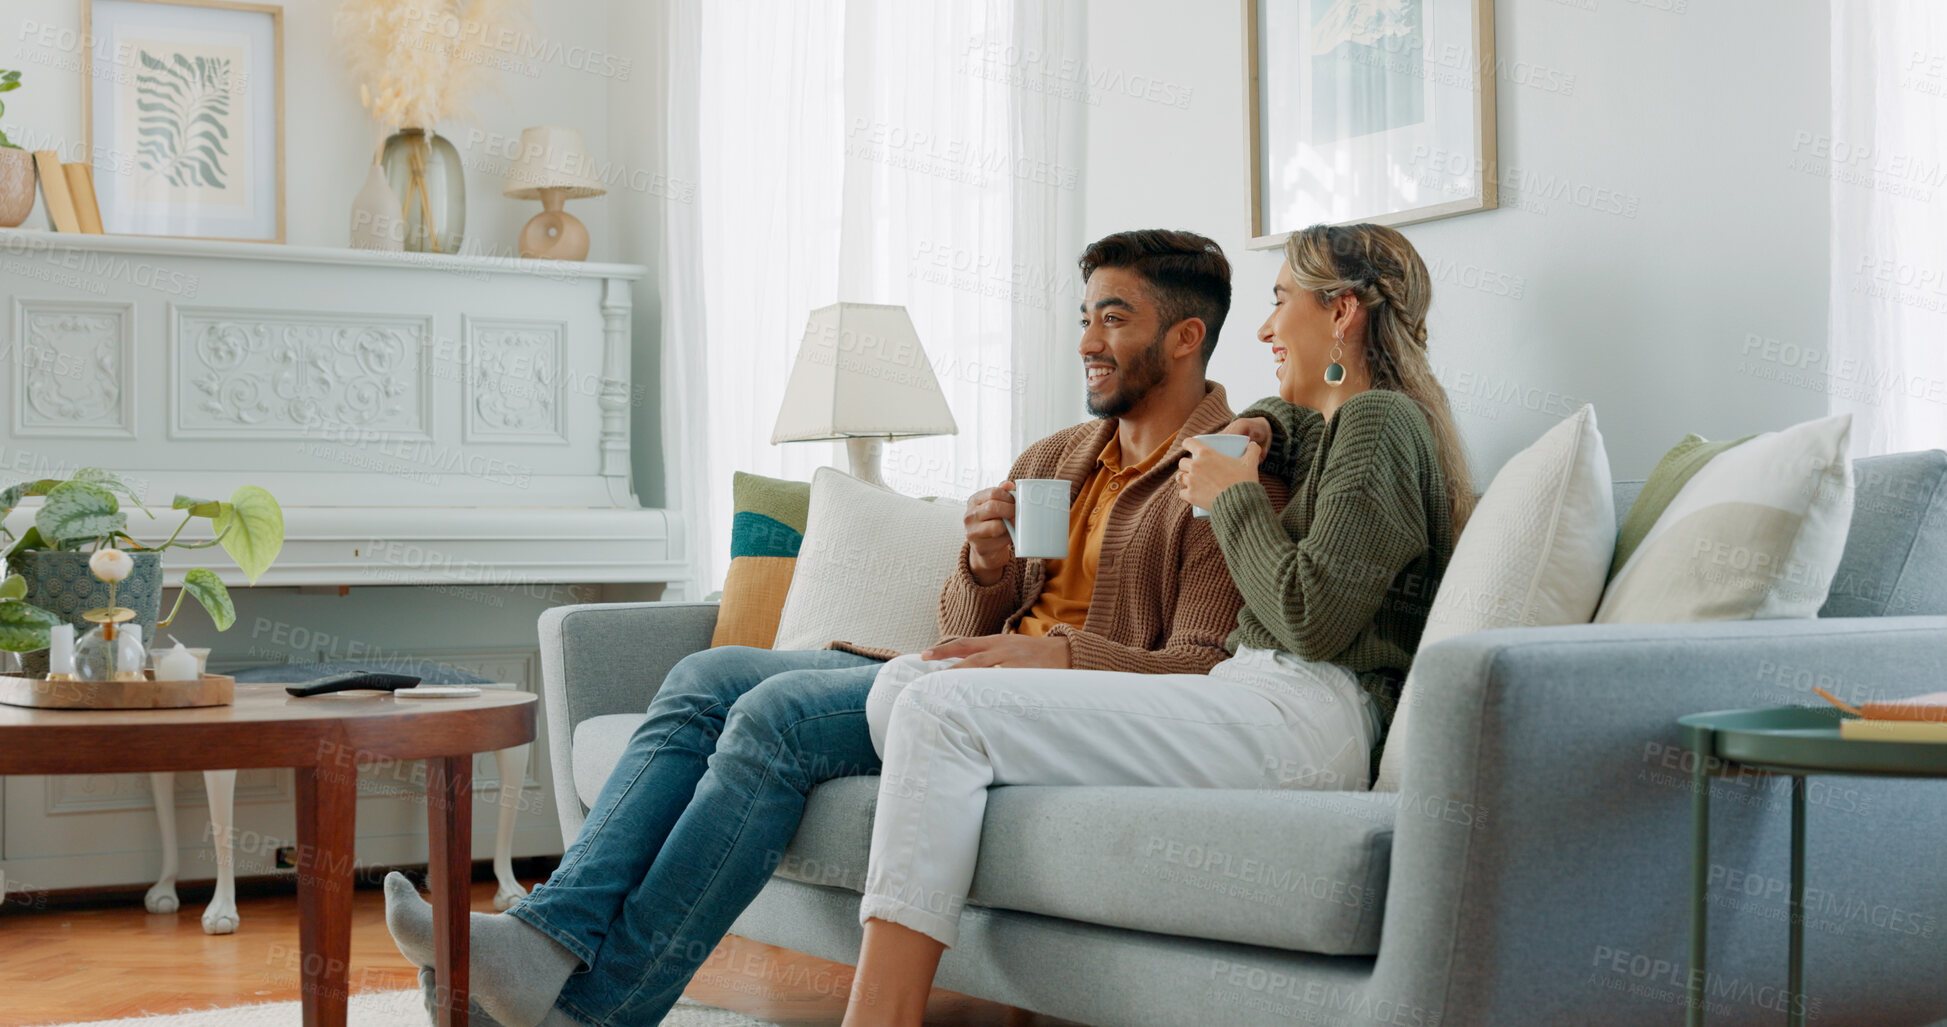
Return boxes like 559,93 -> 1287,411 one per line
349,163 -> 405,251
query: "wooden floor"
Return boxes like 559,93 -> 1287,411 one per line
0,875 -> 1081,1026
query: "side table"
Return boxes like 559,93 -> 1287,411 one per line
1679,705 -> 1947,1027
0,684 -> 536,1027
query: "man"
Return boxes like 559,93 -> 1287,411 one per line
384,229 -> 1282,1027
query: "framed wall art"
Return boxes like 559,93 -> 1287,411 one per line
1244,0 -> 1496,248
84,0 -> 285,242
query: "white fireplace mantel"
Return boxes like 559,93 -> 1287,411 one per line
1,228 -> 687,595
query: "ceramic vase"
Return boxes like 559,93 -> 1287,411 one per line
380,128 -> 466,254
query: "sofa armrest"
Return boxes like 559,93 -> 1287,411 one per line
1371,615 -> 1947,1025
537,601 -> 719,842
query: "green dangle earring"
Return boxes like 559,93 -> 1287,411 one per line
1324,328 -> 1347,387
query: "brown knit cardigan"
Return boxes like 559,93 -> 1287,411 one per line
836,382 -> 1288,673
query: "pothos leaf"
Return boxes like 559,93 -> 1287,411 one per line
74,468 -> 151,518
214,486 -> 282,584
0,599 -> 61,652
178,566 -> 235,631
34,482 -> 124,545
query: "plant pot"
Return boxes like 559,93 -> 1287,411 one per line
10,550 -> 164,676
380,128 -> 466,254
0,148 -> 35,229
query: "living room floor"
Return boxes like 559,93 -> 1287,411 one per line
0,876 -> 1083,1026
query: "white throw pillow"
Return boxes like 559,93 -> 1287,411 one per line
771,466 -> 968,654
1373,404 -> 1615,792
1594,414 -> 1854,623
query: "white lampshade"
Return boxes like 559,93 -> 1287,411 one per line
502,126 -> 606,200
771,303 -> 959,443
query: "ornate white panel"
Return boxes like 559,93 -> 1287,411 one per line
169,306 -> 434,439
464,316 -> 568,444
13,299 -> 135,438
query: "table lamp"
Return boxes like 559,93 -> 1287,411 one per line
502,126 -> 606,261
771,302 -> 958,487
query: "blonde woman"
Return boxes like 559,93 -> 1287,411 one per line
839,223 -> 1475,1026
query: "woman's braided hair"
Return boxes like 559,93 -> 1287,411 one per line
1283,223 -> 1474,534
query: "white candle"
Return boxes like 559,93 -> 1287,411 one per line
155,641 -> 199,682
49,624 -> 75,676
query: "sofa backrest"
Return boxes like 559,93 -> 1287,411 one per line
1609,449 -> 1947,618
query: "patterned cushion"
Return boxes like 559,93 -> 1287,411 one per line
1595,414 -> 1855,622
711,472 -> 812,649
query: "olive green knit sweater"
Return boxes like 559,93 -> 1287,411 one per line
1207,389 -> 1455,728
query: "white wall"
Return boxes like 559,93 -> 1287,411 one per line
2,0 -> 616,258
1082,0 -> 1831,484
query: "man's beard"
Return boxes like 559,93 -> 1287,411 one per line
1085,328 -> 1171,418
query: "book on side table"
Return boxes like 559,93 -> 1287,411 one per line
1819,688 -> 1947,742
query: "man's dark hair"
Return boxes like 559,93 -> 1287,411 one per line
1078,230 -> 1232,364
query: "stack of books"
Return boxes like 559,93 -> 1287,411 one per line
32,150 -> 104,233
1835,692 -> 1947,742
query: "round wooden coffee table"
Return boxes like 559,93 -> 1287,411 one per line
0,682 -> 537,1027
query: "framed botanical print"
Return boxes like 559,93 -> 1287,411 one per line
83,0 -> 285,242
1244,0 -> 1496,248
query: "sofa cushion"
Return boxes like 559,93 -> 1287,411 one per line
711,471 -> 812,649
775,776 -> 1395,956
1596,414 -> 1856,622
570,714 -> 645,809
1375,404 -> 1614,791
773,467 -> 966,654
1819,449 -> 1947,617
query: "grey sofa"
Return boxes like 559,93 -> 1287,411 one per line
538,450 -> 1947,1027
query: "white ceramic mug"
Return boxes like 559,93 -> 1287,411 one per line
1005,478 -> 1071,559
1189,433 -> 1250,518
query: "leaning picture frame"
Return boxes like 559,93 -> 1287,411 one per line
1244,0 -> 1496,249
83,0 -> 285,242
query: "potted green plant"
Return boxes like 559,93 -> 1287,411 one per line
0,69 -> 33,229
0,469 -> 285,665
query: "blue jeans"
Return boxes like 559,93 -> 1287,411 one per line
508,645 -> 882,1025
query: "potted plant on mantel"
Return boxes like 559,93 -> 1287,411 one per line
0,469 -> 284,671
0,68 -> 34,229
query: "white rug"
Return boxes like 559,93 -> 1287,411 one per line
48,993 -> 781,1026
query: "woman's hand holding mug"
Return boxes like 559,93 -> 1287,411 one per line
1224,416 -> 1272,453
1176,435 -> 1264,515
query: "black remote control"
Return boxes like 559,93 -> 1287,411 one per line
285,671 -> 424,697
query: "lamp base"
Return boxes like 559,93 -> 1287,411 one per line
845,436 -> 886,487
519,187 -> 591,260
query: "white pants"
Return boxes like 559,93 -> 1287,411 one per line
857,645 -> 1381,947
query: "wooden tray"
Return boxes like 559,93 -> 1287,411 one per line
0,672 -> 235,710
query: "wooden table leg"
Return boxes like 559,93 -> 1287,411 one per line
296,762 -> 357,1027
428,755 -> 474,1027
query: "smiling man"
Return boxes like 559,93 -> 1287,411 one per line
382,228 -> 1276,1027
910,228 -> 1264,674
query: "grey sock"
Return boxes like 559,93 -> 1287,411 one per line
417,965 -> 505,1026
385,872 -> 436,968
384,871 -> 581,1027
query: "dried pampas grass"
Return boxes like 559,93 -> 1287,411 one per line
336,0 -> 531,143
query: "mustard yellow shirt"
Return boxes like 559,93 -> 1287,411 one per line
1016,427 -> 1178,636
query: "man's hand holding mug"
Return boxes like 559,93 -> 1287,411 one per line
963,482 -> 1018,586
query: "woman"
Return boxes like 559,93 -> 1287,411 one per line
839,223 -> 1475,1025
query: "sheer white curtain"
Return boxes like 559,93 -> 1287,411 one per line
1828,2 -> 1947,458
661,0 -> 1085,595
